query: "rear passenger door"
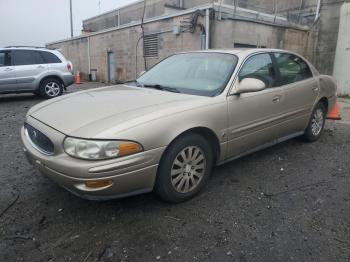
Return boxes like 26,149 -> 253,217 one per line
13,50 -> 48,90
227,53 -> 285,158
273,52 -> 319,138
0,50 -> 17,91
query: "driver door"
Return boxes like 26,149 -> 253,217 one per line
226,53 -> 285,159
0,50 -> 17,91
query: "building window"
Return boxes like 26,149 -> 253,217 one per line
143,34 -> 159,58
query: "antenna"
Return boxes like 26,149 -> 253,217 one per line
98,0 -> 101,13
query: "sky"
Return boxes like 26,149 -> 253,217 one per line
0,0 -> 136,47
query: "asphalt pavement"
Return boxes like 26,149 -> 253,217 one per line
0,84 -> 349,262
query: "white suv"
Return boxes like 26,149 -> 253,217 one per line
0,46 -> 74,98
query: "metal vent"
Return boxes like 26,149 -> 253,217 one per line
143,34 -> 159,58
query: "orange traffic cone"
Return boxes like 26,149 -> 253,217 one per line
75,71 -> 82,84
327,99 -> 341,120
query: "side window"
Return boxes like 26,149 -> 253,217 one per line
34,51 -> 45,64
0,51 -> 11,67
0,52 -> 5,67
39,51 -> 61,64
238,53 -> 276,88
13,50 -> 37,66
274,53 -> 312,85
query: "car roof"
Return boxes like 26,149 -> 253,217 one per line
186,48 -> 297,56
0,47 -> 67,62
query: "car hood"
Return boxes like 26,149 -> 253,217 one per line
29,85 -> 209,137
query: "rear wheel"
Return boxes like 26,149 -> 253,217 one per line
155,134 -> 213,203
302,102 -> 327,142
39,78 -> 63,99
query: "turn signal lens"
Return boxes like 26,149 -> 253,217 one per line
118,142 -> 143,157
85,180 -> 113,189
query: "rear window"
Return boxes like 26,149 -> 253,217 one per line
13,50 -> 39,66
39,51 -> 61,63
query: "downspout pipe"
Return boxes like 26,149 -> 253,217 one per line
315,0 -> 322,21
87,36 -> 91,74
205,8 -> 210,49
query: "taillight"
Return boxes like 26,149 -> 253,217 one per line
67,63 -> 72,71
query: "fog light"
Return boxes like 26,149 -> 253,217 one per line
85,180 -> 113,189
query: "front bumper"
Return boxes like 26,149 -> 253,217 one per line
21,117 -> 165,200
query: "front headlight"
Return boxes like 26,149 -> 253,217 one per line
63,137 -> 143,160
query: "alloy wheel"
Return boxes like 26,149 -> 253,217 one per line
311,108 -> 324,136
45,82 -> 61,97
170,146 -> 206,193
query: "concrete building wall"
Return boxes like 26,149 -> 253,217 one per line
49,11 -> 310,83
83,10 -> 121,32
211,19 -> 310,57
313,0 -> 343,75
52,38 -> 90,78
50,13 -> 204,82
83,0 -> 166,32
332,2 -> 350,95
166,0 -> 315,13
51,0 -> 346,80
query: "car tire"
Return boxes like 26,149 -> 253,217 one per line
302,102 -> 327,142
155,133 -> 213,203
39,78 -> 63,99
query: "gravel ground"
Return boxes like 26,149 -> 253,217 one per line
0,84 -> 349,262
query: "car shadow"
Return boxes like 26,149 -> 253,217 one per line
0,93 -> 42,103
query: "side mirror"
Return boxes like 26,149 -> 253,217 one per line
234,78 -> 266,94
138,70 -> 146,77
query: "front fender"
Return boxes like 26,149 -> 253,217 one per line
102,101 -> 228,160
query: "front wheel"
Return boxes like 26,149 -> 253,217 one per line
155,134 -> 213,203
39,78 -> 63,99
302,102 -> 327,142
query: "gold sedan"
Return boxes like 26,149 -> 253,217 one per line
21,49 -> 337,202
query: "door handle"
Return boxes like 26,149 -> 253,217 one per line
37,65 -> 45,69
272,96 -> 281,103
4,67 -> 14,71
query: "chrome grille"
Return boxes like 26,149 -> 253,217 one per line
24,123 -> 54,155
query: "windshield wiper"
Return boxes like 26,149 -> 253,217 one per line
123,80 -> 144,87
143,84 -> 180,93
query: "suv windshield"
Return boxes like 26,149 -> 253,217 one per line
136,53 -> 238,97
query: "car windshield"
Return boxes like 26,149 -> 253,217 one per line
136,52 -> 238,97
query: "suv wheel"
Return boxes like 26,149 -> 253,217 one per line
302,102 -> 327,142
39,78 -> 63,98
155,134 -> 213,203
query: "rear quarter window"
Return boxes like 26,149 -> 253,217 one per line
39,51 -> 62,64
